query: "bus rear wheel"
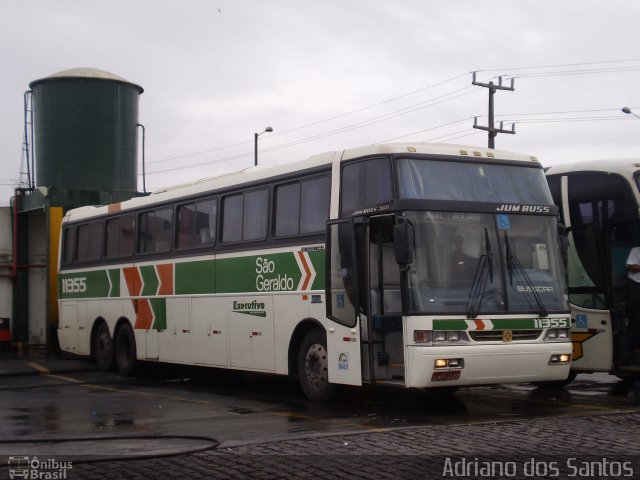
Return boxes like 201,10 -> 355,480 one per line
115,323 -> 137,376
93,322 -> 114,372
298,329 -> 337,402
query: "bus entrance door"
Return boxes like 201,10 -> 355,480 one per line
566,224 -> 612,372
362,216 -> 405,386
325,219 -> 362,386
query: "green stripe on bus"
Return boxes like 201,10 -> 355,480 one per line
59,271 -> 111,299
59,250 -> 326,299
175,260 -> 215,294
140,265 -> 159,296
432,320 -> 469,330
309,250 -> 325,290
433,318 -> 567,330
491,318 -> 538,330
216,253 -> 302,294
150,298 -> 167,330
108,269 -> 120,297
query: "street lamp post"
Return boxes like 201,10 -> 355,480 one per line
622,106 -> 640,120
254,126 -> 273,166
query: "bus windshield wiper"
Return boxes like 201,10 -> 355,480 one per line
504,231 -> 548,317
466,228 -> 494,318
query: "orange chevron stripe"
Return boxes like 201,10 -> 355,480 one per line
134,299 -> 154,329
297,252 -> 312,290
156,263 -> 174,295
123,267 -> 141,296
473,319 -> 485,331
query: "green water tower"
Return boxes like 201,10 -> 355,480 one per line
29,68 -> 144,207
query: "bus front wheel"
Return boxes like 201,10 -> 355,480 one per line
93,322 -> 114,372
115,323 -> 137,376
298,329 -> 337,402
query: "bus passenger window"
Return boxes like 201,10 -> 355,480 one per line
177,199 -> 216,249
138,208 -> 173,254
62,227 -> 76,264
105,214 -> 135,258
275,183 -> 300,236
76,222 -> 102,262
274,175 -> 330,238
222,194 -> 243,242
244,189 -> 268,240
300,176 -> 330,234
222,189 -> 268,243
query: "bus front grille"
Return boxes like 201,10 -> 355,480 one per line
469,330 -> 542,342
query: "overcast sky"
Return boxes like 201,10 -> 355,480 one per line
1,0 -> 640,205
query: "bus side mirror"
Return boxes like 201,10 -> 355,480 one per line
394,222 -> 413,270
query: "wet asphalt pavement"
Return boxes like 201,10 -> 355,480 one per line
1,355 -> 639,479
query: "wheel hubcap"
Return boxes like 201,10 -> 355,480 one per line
305,343 -> 328,390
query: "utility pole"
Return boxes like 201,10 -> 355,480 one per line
472,72 -> 515,149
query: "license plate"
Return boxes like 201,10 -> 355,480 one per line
431,370 -> 461,382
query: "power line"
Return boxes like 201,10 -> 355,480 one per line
507,66 -> 640,80
145,60 -> 640,174
507,116 -> 632,124
147,72 -> 472,166
268,72 -> 471,137
476,58 -> 640,73
431,130 -> 483,144
494,107 -> 630,118
375,117 -> 473,143
422,128 -> 478,143
257,88 -> 477,151
145,87 -> 480,175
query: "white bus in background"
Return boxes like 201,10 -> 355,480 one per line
57,143 -> 572,401
546,160 -> 640,394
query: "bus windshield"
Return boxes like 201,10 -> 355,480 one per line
397,158 -> 553,204
404,211 -> 567,315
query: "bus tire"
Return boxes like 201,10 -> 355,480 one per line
115,323 -> 137,377
93,322 -> 114,372
298,329 -> 337,402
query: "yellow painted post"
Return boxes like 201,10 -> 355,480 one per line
48,207 -> 64,330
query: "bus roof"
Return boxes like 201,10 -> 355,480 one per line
545,159 -> 640,177
63,142 -> 541,223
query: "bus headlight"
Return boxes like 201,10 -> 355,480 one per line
544,328 -> 571,342
434,331 -> 447,342
414,330 -> 470,345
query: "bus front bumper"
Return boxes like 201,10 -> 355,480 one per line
405,342 -> 572,388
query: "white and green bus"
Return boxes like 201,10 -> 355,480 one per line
58,143 -> 572,401
546,159 -> 640,387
